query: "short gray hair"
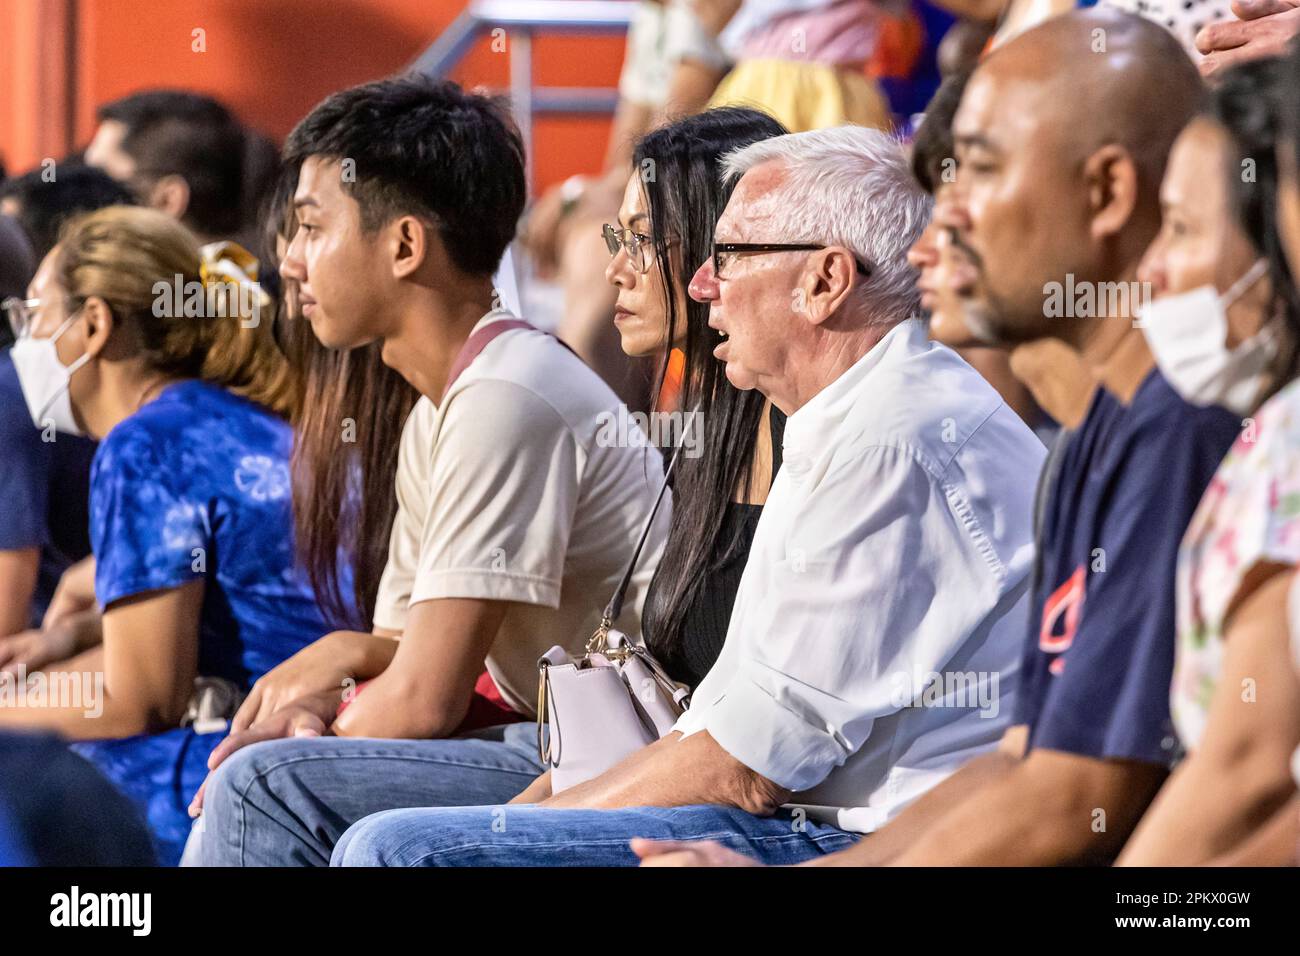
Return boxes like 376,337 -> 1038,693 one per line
721,125 -> 931,325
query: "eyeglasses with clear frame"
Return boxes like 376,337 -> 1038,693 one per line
2,297 -> 41,340
602,224 -> 656,274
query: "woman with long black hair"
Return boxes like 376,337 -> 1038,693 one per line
604,105 -> 787,688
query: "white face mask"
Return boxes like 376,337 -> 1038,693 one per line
1137,258 -> 1277,416
10,314 -> 91,436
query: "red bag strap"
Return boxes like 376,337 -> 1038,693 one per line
441,318 -> 537,402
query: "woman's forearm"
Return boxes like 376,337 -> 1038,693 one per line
1121,572 -> 1300,864
1118,751 -> 1295,865
0,547 -> 40,637
1205,791 -> 1300,866
0,666 -> 153,739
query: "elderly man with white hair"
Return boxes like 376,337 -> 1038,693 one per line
330,125 -> 1047,867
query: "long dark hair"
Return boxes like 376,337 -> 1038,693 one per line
263,164 -> 420,629
635,107 -> 787,667
1209,56 -> 1300,400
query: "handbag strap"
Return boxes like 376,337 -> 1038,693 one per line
593,415 -> 692,642
442,317 -> 537,402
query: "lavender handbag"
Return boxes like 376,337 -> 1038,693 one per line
537,441 -> 690,792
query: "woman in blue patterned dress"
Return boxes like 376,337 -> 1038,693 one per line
1,206 -> 335,863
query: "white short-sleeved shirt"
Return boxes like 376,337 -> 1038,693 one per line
374,311 -> 671,715
673,319 -> 1046,833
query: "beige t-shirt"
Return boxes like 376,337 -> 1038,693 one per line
373,311 -> 670,716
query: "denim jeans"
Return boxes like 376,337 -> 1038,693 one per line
333,804 -> 859,866
192,721 -> 546,866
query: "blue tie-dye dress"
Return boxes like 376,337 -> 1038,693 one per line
72,379 -> 337,865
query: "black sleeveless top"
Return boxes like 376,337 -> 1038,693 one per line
644,409 -> 785,689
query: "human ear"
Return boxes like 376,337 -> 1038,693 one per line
148,175 -> 192,221
801,247 -> 857,325
391,215 -> 430,279
1083,144 -> 1138,243
78,296 -> 116,359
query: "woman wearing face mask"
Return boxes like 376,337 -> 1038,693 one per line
0,205 -> 334,864
1118,58 -> 1300,865
602,106 -> 786,693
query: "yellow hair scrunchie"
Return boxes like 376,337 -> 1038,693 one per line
199,241 -> 271,314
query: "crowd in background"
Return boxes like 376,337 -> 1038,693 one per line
0,0 -> 1299,868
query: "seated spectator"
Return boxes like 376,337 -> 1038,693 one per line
907,67 -> 1079,443
264,160 -> 535,721
0,205 -> 323,864
0,216 -> 82,641
0,163 -> 136,261
84,89 -> 248,244
0,730 -> 155,866
607,107 -> 787,692
520,0 -> 718,409
907,68 -> 1097,691
0,170 -> 137,661
1118,58 -> 1300,864
267,164 -> 420,635
331,123 -> 1047,867
638,8 -> 1243,868
189,76 -> 670,866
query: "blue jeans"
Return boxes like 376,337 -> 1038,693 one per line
333,804 -> 859,866
193,722 -> 545,866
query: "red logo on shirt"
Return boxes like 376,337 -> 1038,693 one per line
1039,565 -> 1085,673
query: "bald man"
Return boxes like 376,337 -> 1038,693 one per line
637,9 -> 1244,867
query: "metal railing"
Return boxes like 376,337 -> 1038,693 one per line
410,0 -> 636,185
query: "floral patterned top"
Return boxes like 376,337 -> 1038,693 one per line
78,380 -> 338,863
89,379 -> 331,687
1173,378 -> 1300,748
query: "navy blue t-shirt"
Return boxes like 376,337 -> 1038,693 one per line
1014,370 -> 1242,766
0,348 -> 97,625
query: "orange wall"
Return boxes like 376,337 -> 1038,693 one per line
1,0 -> 627,192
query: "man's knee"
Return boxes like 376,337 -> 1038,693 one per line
205,737 -> 315,822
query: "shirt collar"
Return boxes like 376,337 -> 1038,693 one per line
782,318 -> 929,465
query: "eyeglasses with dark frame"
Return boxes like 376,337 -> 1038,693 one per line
712,242 -> 872,280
